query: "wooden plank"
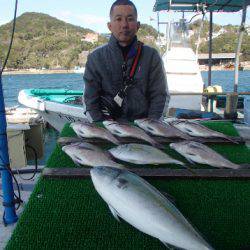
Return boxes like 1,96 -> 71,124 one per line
57,135 -> 244,147
42,167 -> 250,180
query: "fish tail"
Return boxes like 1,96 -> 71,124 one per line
114,164 -> 126,169
153,142 -> 165,150
182,135 -> 193,140
171,159 -> 186,166
237,163 -> 250,169
225,136 -> 239,144
107,135 -> 121,145
114,138 -> 122,145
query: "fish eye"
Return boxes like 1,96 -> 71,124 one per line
114,129 -> 122,135
146,126 -> 154,132
116,178 -> 128,189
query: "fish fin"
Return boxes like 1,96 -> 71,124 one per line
160,241 -> 183,250
161,192 -> 176,205
72,161 -> 82,167
224,136 -> 239,144
181,165 -> 197,175
108,205 -> 120,222
67,154 -> 82,167
184,156 -> 196,165
57,137 -> 81,146
188,141 -> 203,150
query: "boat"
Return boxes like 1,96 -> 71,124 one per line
162,18 -> 204,111
1,1 -> 250,249
18,2 -> 250,130
18,89 -> 86,131
156,0 -> 250,120
73,66 -> 85,74
18,87 -> 226,132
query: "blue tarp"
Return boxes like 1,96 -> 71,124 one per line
154,0 -> 250,12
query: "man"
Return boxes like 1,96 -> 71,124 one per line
83,0 -> 169,122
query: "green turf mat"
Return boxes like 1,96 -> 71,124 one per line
6,178 -> 250,250
6,121 -> 250,250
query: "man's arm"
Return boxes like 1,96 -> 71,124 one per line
83,54 -> 105,122
147,50 -> 170,119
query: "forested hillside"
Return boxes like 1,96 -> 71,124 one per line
0,13 -> 249,70
0,12 -> 105,69
0,12 -> 159,70
189,20 -> 250,60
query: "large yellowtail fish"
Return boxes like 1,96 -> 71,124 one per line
91,166 -> 214,250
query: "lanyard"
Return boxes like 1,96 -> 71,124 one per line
114,41 -> 143,108
121,41 -> 143,95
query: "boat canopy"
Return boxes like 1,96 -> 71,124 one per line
154,0 -> 250,12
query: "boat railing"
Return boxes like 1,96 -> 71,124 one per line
170,91 -> 250,117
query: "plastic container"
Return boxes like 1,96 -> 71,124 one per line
244,96 -> 250,125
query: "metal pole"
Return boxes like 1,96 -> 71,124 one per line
157,12 -> 160,35
207,11 -> 213,112
166,22 -> 170,52
196,14 -> 205,57
208,11 -> 213,87
234,1 -> 247,93
0,69 -> 18,224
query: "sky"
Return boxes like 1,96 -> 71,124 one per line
0,0 -> 249,34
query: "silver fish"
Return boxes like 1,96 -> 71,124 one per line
170,120 -> 237,143
103,120 -> 160,147
109,143 -> 184,165
134,118 -> 192,140
70,121 -> 120,145
91,166 -> 213,250
57,137 -> 103,151
62,144 -> 124,169
170,141 -> 240,169
58,137 -> 89,147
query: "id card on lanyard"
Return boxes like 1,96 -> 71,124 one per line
113,41 -> 143,107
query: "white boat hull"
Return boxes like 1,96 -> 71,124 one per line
36,110 -> 86,131
18,90 -> 87,131
163,47 -> 204,111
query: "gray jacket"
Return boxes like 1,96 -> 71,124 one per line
83,35 -> 169,122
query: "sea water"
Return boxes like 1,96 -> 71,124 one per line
1,71 -> 250,164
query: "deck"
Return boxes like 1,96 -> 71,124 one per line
2,121 -> 250,250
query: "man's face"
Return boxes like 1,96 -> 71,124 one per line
108,5 -> 140,46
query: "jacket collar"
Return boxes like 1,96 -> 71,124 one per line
109,34 -> 138,59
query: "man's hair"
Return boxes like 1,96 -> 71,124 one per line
110,0 -> 137,18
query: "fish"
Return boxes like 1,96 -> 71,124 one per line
170,141 -> 241,169
134,118 -> 192,140
62,143 -> 124,169
170,120 -> 237,143
103,120 -> 161,148
109,143 -> 184,165
57,137 -> 85,146
57,137 -> 103,152
70,121 -> 120,145
91,166 -> 214,250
